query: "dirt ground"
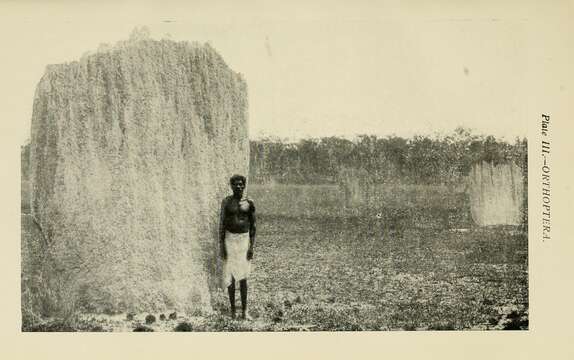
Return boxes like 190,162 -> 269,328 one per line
25,214 -> 527,332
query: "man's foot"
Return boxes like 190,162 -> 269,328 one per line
240,312 -> 252,321
230,310 -> 236,319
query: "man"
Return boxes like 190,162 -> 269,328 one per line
219,174 -> 256,320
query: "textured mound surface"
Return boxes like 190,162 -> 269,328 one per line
467,161 -> 524,226
338,167 -> 370,208
27,36 -> 249,315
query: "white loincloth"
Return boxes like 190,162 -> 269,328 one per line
223,231 -> 252,287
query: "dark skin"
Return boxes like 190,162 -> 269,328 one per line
219,178 -> 256,319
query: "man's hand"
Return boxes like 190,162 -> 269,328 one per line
246,247 -> 254,261
220,244 -> 227,260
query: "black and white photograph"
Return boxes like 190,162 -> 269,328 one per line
3,0 -> 572,347
17,2 -> 531,333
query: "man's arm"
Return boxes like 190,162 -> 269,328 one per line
247,199 -> 256,260
219,197 -> 228,259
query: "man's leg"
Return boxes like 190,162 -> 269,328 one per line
239,279 -> 248,319
227,277 -> 236,318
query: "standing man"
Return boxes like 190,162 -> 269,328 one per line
219,174 -> 256,320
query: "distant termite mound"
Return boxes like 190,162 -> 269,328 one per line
467,161 -> 525,226
25,30 -> 249,317
337,166 -> 372,208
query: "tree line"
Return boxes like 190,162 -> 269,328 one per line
249,128 -> 527,185
21,127 -> 527,186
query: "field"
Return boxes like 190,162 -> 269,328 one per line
219,184 -> 528,331
22,183 -> 528,331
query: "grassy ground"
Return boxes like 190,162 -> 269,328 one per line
243,215 -> 527,331
22,183 -> 528,331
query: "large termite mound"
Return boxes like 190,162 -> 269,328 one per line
26,33 -> 249,316
467,161 -> 525,226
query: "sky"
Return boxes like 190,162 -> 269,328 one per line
0,0 -> 569,144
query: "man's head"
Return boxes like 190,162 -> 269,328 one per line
229,174 -> 246,197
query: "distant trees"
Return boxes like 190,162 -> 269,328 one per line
248,128 -> 527,185
21,128 -> 527,187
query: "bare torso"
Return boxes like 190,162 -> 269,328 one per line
222,196 -> 254,234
